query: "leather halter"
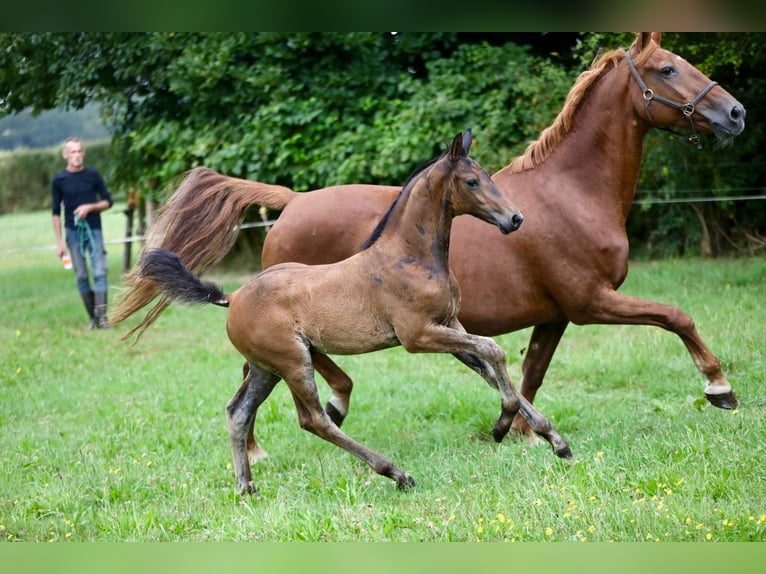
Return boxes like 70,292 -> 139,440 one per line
625,49 -> 718,149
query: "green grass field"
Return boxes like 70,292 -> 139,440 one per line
1,207 -> 764,542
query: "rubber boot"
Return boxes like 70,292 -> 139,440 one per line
94,291 -> 112,329
80,290 -> 97,330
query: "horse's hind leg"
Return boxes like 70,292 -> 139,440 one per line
312,352 -> 353,427
283,365 -> 415,490
239,362 -> 277,463
510,321 -> 569,440
226,362 -> 280,495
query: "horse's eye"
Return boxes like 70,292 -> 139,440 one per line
466,178 -> 479,188
661,66 -> 676,78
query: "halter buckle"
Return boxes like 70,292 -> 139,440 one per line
643,88 -> 654,101
682,103 -> 695,117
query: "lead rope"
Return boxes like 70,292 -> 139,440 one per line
75,214 -> 96,257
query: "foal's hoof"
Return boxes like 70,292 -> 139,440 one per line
706,391 -> 739,410
238,481 -> 259,498
555,444 -> 574,460
492,421 -> 511,443
396,474 -> 416,491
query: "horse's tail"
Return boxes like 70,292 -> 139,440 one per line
138,248 -> 229,308
111,167 -> 295,341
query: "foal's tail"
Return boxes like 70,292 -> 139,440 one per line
138,248 -> 229,309
110,167 -> 295,341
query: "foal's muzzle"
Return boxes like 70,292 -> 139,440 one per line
499,212 -> 524,235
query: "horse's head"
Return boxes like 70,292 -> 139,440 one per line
627,32 -> 746,147
435,130 -> 523,235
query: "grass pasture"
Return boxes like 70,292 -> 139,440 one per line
1,208 -> 765,542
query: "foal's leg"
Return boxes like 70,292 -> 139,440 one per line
312,352 -> 353,426
510,321 -> 569,440
399,320 -> 571,458
226,363 -> 280,495
577,289 -> 737,408
239,362 -> 277,463
282,360 -> 415,490
452,349 -> 571,459
243,354 -> 353,456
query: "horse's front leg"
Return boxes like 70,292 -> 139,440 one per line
574,289 -> 738,409
511,320 -> 569,440
452,348 -> 572,459
399,321 -> 571,458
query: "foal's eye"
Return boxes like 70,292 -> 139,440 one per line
466,178 -> 479,188
661,66 -> 676,78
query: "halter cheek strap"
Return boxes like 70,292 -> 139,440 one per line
625,49 -> 718,149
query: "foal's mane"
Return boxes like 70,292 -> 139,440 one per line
497,42 -> 656,176
359,153 -> 442,251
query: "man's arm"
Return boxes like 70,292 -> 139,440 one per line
73,199 -> 111,221
52,214 -> 66,258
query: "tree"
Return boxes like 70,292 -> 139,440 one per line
2,32 -> 763,255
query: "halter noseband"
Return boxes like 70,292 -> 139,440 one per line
625,49 -> 718,149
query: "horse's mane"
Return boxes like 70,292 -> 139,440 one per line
360,154 -> 441,251
497,42 -> 656,176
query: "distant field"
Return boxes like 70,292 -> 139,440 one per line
1,208 -> 764,542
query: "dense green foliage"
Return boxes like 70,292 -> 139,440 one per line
1,32 -> 764,255
2,209 -> 765,541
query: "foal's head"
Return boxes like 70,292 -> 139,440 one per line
428,130 -> 524,235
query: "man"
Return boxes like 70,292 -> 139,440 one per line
51,137 -> 113,329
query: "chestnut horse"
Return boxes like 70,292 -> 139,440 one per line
124,132 -> 570,495
112,33 -> 746,442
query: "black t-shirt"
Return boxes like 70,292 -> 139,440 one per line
51,167 -> 113,230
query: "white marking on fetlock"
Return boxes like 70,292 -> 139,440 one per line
248,446 -> 269,464
704,380 -> 733,395
328,395 -> 348,418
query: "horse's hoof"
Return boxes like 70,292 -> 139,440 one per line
706,391 -> 739,410
555,444 -> 573,459
325,402 -> 345,427
396,474 -> 416,490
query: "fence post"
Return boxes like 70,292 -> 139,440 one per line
123,188 -> 136,272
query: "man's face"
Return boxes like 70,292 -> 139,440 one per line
63,141 -> 85,171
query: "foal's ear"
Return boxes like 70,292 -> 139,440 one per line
462,128 -> 473,155
449,129 -> 472,161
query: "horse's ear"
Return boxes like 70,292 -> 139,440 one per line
449,132 -> 464,161
634,32 -> 661,53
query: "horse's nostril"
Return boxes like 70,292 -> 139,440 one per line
512,213 -> 524,228
731,105 -> 746,121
